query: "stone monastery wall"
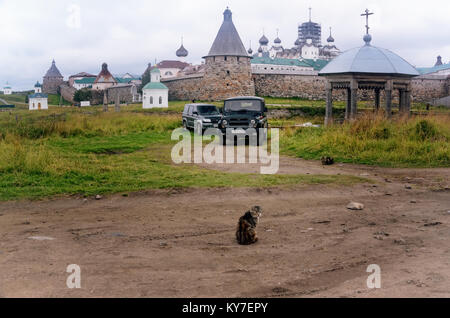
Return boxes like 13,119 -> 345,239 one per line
163,71 -> 448,104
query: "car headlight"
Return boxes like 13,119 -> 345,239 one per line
203,119 -> 211,123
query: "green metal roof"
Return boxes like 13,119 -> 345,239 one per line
74,77 -> 96,84
303,59 -> 330,71
416,63 -> 450,75
143,82 -> 168,90
251,56 -> 313,68
150,68 -> 161,74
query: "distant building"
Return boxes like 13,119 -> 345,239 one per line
435,56 -> 443,67
43,60 -> 64,94
253,9 -> 340,61
74,77 -> 95,90
142,68 -> 168,108
92,63 -> 118,90
34,81 -> 42,93
28,92 -> 48,110
69,72 -> 96,87
157,60 -> 190,79
3,82 -> 12,95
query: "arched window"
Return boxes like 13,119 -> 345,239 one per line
159,96 -> 162,104
150,96 -> 153,104
165,71 -> 173,76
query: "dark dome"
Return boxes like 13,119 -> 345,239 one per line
258,46 -> 263,53
327,35 -> 335,43
176,44 -> 189,57
248,47 -> 253,55
294,38 -> 301,46
274,37 -> 281,44
259,35 -> 269,45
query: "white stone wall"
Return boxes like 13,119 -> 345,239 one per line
29,98 -> 48,110
3,88 -> 12,95
142,88 -> 168,108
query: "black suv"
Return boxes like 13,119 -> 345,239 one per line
219,96 -> 268,141
182,104 -> 222,135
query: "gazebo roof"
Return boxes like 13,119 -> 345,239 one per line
319,43 -> 419,77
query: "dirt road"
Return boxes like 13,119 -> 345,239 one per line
0,157 -> 449,298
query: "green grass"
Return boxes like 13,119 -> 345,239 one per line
281,112 -> 450,167
0,107 -> 364,201
1,97 -> 448,201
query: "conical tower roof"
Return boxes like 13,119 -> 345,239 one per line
204,7 -> 248,58
44,60 -> 63,78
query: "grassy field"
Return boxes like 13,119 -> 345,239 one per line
0,105 -> 364,201
0,96 -> 448,200
0,93 -> 71,107
281,112 -> 450,167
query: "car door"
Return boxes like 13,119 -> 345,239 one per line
187,106 -> 195,128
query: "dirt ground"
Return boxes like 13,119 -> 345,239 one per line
0,157 -> 449,298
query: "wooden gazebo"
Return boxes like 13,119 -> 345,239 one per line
319,10 -> 419,125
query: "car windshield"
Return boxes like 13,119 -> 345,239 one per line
224,100 -> 262,112
197,106 -> 220,115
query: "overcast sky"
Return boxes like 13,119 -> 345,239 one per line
0,0 -> 449,90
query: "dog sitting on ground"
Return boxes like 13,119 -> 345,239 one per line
236,206 -> 262,245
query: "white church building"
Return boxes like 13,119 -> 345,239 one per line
3,82 -> 12,95
28,81 -> 48,110
142,68 -> 169,109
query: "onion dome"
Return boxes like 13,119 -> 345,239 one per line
259,34 -> 269,46
248,47 -> 253,55
294,38 -> 301,46
176,43 -> 188,58
327,27 -> 335,43
258,46 -> 263,53
274,37 -> 281,44
34,81 -> 42,87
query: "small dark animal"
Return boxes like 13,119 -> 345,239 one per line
236,206 -> 262,245
321,156 -> 335,166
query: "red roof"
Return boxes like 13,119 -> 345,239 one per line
157,60 -> 190,70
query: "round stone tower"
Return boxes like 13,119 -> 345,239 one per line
201,7 -> 255,101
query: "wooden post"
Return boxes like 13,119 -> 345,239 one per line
115,93 -> 120,112
400,89 -> 407,114
405,87 -> 412,115
325,82 -> 333,126
103,91 -> 108,112
375,88 -> 380,111
385,80 -> 393,118
346,88 -> 351,120
350,80 -> 358,119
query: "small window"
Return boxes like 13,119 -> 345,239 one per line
159,96 -> 162,104
226,70 -> 230,75
224,56 -> 227,61
150,96 -> 153,104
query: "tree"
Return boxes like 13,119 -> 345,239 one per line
140,63 -> 152,94
73,89 -> 92,103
